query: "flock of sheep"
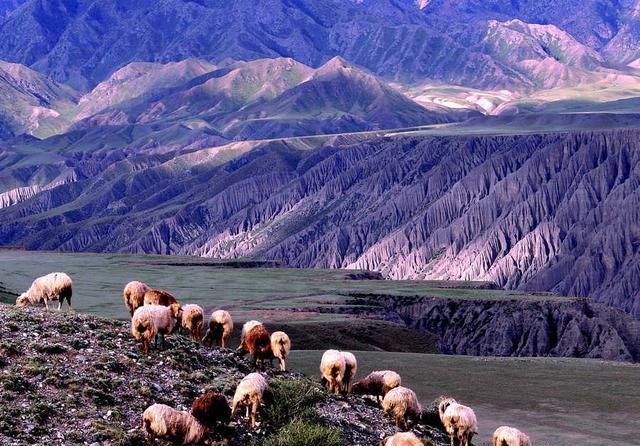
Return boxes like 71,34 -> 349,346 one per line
15,272 -> 533,446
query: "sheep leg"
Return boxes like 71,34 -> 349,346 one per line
395,414 -> 402,428
220,338 -> 225,348
43,300 -> 49,311
280,358 -> 286,371
449,433 -> 455,446
57,300 -> 62,311
142,339 -> 150,355
245,405 -> 250,419
250,400 -> 259,429
160,333 -> 166,350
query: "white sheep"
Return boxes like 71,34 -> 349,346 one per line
493,426 -> 531,446
437,396 -> 458,426
202,310 -> 234,348
382,386 -> 422,430
16,272 -> 73,312
123,281 -> 150,317
131,303 -> 182,353
340,351 -> 357,393
142,403 -> 206,445
320,349 -> 346,395
270,331 -> 291,371
181,304 -> 205,342
351,370 -> 401,404
443,402 -> 477,446
381,432 -> 424,446
231,372 -> 270,429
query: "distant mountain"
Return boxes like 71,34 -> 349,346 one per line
2,130 -> 640,319
1,0 -> 639,90
0,0 -> 25,18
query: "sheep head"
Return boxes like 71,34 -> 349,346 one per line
169,303 -> 183,320
16,293 -> 30,308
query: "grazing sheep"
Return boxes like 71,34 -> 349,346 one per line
131,303 -> 182,354
123,281 -> 150,317
191,392 -> 231,428
231,373 -> 270,429
382,386 -> 422,430
352,370 -> 401,404
16,272 -> 73,312
270,331 -> 291,371
493,426 -> 531,446
142,403 -> 206,445
340,351 -> 357,393
240,320 -> 262,340
380,432 -> 424,446
437,396 -> 458,426
238,321 -> 272,368
320,349 -> 346,395
442,402 -> 477,446
202,310 -> 234,348
181,304 -> 205,342
144,289 -> 178,306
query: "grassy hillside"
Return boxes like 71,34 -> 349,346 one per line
290,351 -> 640,446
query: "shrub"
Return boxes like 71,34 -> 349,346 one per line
264,420 -> 344,446
265,378 -> 325,428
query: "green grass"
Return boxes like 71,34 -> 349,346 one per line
289,351 -> 640,446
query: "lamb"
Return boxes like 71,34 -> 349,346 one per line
437,396 -> 458,426
202,310 -> 234,348
382,386 -> 422,430
143,289 -> 178,306
380,432 -> 424,446
493,426 -> 531,446
238,321 -> 272,368
191,392 -> 231,428
131,303 -> 182,353
270,331 -> 291,371
142,403 -> 206,445
16,272 -> 73,312
319,349 -> 346,395
340,351 -> 357,393
231,372 -> 271,429
123,281 -> 150,317
181,304 -> 205,342
442,402 -> 477,446
351,370 -> 401,404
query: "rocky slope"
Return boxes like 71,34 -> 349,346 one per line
0,0 -> 638,90
2,130 -> 640,318
0,305 -> 450,446
318,294 -> 640,361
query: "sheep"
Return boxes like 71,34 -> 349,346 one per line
442,402 -> 477,446
181,304 -> 205,342
380,432 -> 424,446
270,331 -> 291,371
493,426 -> 531,446
191,392 -> 231,428
123,281 -> 150,317
351,370 -> 401,404
437,396 -> 458,426
238,321 -> 272,368
202,310 -> 234,348
340,351 -> 357,393
231,372 -> 271,429
131,303 -> 182,353
15,272 -> 73,312
382,386 -> 422,430
320,349 -> 346,395
142,403 -> 206,445
144,288 -> 178,306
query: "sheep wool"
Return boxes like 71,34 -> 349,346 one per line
123,281 -> 150,317
181,304 -> 205,342
443,402 -> 478,446
352,370 -> 401,404
131,304 -> 182,353
382,386 -> 422,430
16,272 -> 73,312
340,351 -> 357,393
144,289 -> 178,306
232,373 -> 269,429
270,331 -> 291,371
203,310 -> 234,348
142,403 -> 206,445
239,322 -> 272,367
437,396 -> 458,426
493,426 -> 532,446
381,432 -> 424,446
191,392 -> 231,428
320,349 -> 346,395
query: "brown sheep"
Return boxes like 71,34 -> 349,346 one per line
191,392 -> 231,428
181,304 -> 205,342
238,321 -> 272,368
144,289 -> 178,306
352,370 -> 401,404
123,281 -> 150,317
